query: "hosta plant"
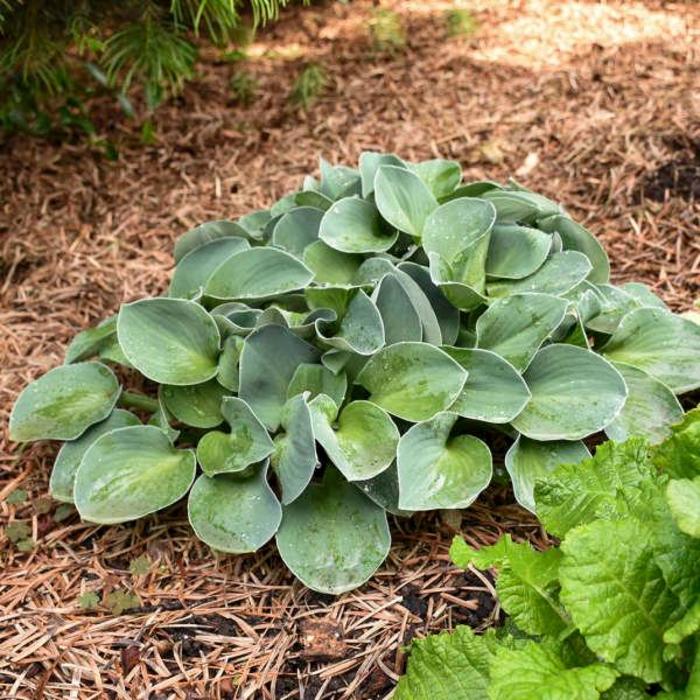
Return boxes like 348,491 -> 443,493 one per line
9,153 -> 700,593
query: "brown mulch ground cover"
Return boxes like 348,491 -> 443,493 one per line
1,0 -> 699,697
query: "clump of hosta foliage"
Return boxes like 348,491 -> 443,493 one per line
9,153 -> 700,594
397,410 -> 700,699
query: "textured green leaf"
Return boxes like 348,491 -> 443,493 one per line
486,224 -> 552,280
310,395 -> 398,481
664,599 -> 700,645
74,425 -> 196,524
443,347 -> 531,423
559,518 -> 682,682
505,436 -> 590,514
602,308 -> 700,394
117,298 -> 220,385
10,362 -> 121,442
271,206 -> 323,256
50,409 -> 140,503
374,165 -> 438,237
511,345 -> 627,441
319,197 -> 397,253
287,363 -> 347,407
475,293 -> 569,371
666,477 -> 700,538
173,220 -> 249,262
161,379 -> 228,429
397,412 -> 491,510
188,464 -> 281,553
356,342 -> 468,421
653,408 -> 700,479
238,324 -> 320,431
395,625 -> 492,700
276,468 -> 391,594
196,396 -> 274,476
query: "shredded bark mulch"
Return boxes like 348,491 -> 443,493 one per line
0,0 -> 698,697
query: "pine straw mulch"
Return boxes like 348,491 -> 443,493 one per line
0,0 -> 699,697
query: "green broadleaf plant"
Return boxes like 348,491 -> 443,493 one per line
9,153 -> 700,593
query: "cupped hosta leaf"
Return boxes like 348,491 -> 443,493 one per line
428,253 -> 487,312
294,189 -> 333,211
272,394 -> 317,504
504,436 -> 591,513
583,283 -> 639,334
538,214 -> 610,284
303,240 -> 363,285
486,224 -> 551,280
319,158 -> 361,199
161,379 -> 228,429
441,180 -> 502,202
354,462 -> 411,517
487,251 -> 592,298
359,151 -> 406,197
10,362 -> 121,442
476,293 -> 569,371
310,394 -> 399,481
372,273 -> 423,344
287,363 -> 347,407
392,267 -> 444,345
169,236 -> 250,299
318,289 -> 385,355
411,158 -> 462,199
206,247 -> 314,301
217,334 -> 243,391
621,281 -> 667,310
173,220 -> 249,262
238,324 -> 321,430
511,344 -> 628,441
602,307 -> 700,393
237,209 -> 272,238
397,412 -> 492,510
271,207 -> 323,256
188,464 -> 282,553
50,409 -> 140,503
150,391 -> 181,444
65,316 -> 117,363
196,396 -> 274,476
374,165 -> 438,237
604,363 -> 683,444
276,467 -> 391,594
356,342 -> 468,422
74,425 -> 196,524
480,189 -> 553,224
117,298 -> 220,385
442,347 -> 531,423
319,197 -> 398,253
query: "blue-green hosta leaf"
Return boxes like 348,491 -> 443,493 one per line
74,425 -> 196,524
319,197 -> 398,253
604,363 -> 683,444
666,477 -> 700,538
303,240 -> 363,285
489,640 -> 619,700
511,345 -> 627,441
481,187 -> 561,223
196,397 -> 274,476
374,165 -> 438,237
476,293 -> 569,371
216,334 -> 243,391
487,251 -> 592,298
428,252 -> 488,312
395,625 -> 492,700
397,412 -> 492,510
50,409 -> 140,503
161,379 -> 228,429
486,224 -> 552,280
559,518 -> 683,683
205,247 -> 314,301
238,324 -> 320,431
411,158 -> 462,199
317,289 -> 385,355
653,408 -> 700,479
538,215 -> 610,284
319,158 -> 361,199
149,391 -> 180,444
65,316 -> 117,363
620,282 -> 667,310
10,362 -> 121,442
353,256 -> 396,285
354,462 -> 410,517
584,284 -> 639,335
117,298 -> 220,386
237,209 -> 273,238
169,237 -> 250,299
505,436 -> 590,514
397,262 -> 460,345
392,266 -> 444,345
310,395 -> 399,481
443,347 -> 531,423
602,307 -> 700,394
372,272 -> 423,344
359,151 -> 406,197
271,206 -> 323,256
294,189 -> 333,211
356,342 -> 468,422
441,180 -> 502,202
187,464 -> 281,553
173,220 -> 249,262
271,394 -> 317,504
276,467 -> 391,594
287,363 -> 347,408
